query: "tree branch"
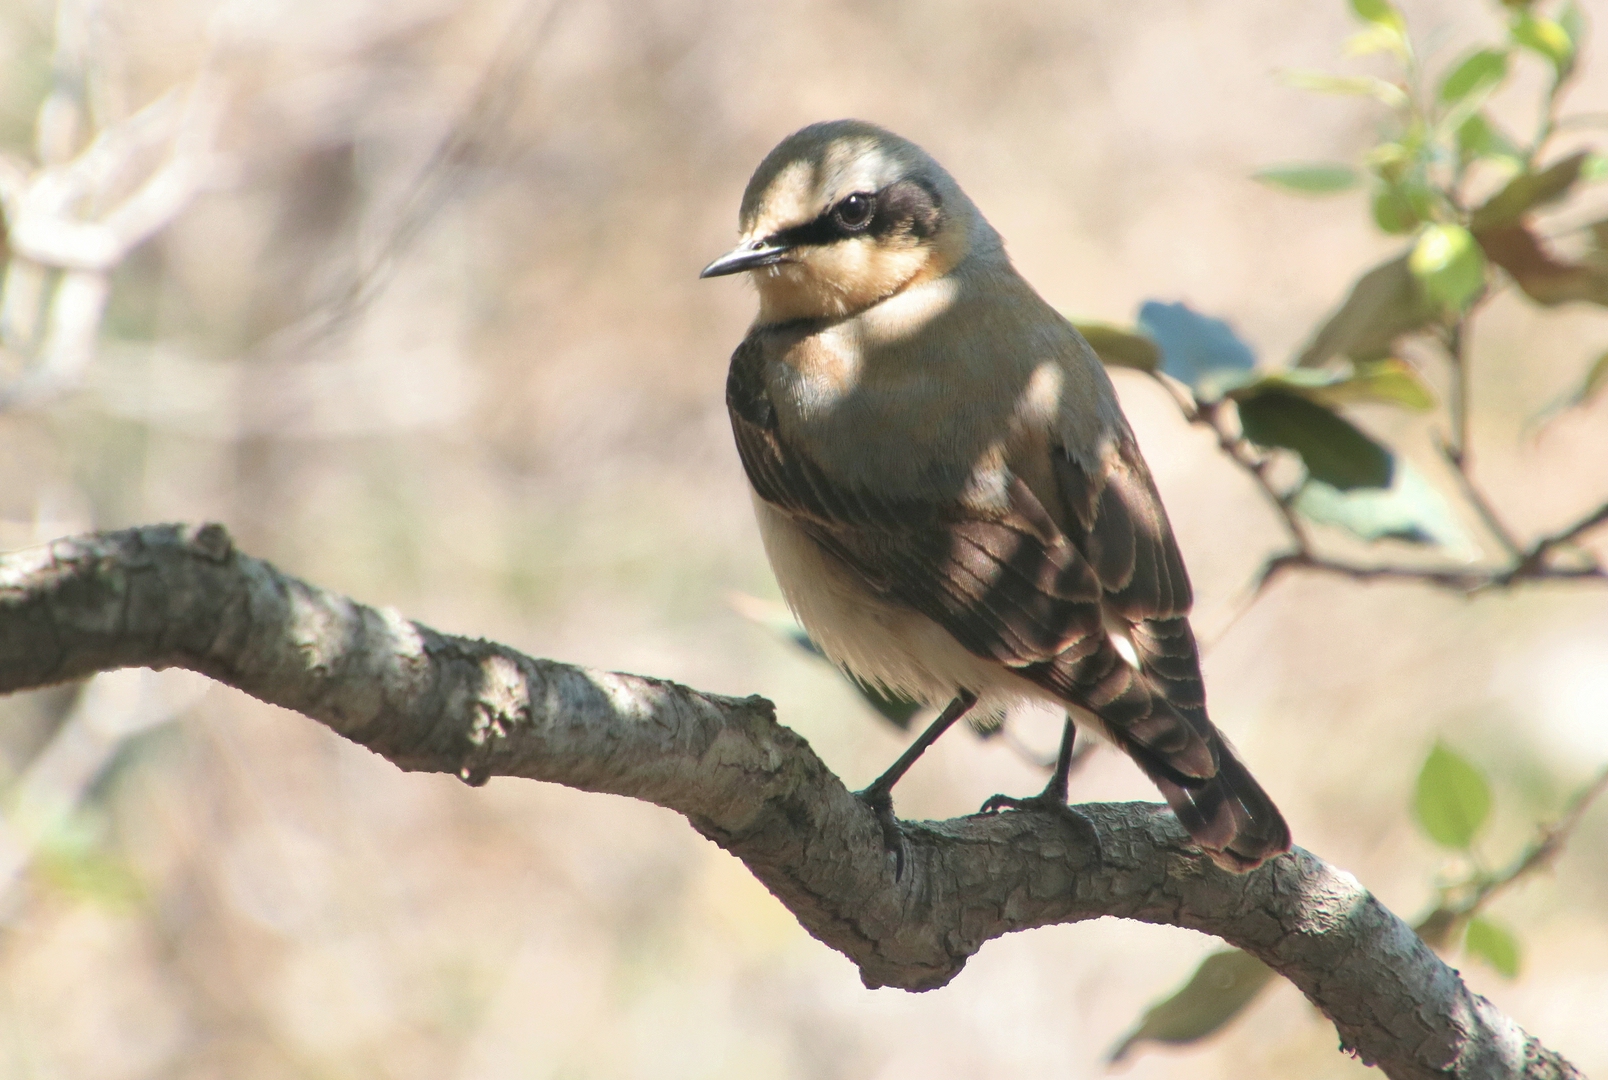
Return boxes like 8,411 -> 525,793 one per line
0,525 -> 1584,1080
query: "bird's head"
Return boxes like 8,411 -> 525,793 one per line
700,120 -> 999,324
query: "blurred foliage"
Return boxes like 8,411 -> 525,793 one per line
1291,462 -> 1466,547
1107,949 -> 1275,1063
1107,0 -> 1608,1059
1464,915 -> 1522,977
1414,741 -> 1492,849
31,810 -> 145,910
1074,0 -> 1608,561
1135,300 -> 1256,391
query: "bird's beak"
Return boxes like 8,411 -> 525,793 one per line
699,239 -> 793,279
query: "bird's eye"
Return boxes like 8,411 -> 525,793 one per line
833,192 -> 875,231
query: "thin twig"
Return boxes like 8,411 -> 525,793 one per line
256,0 -> 571,359
1169,386 -> 1315,557
1463,765 -> 1608,915
1525,77 -> 1570,169
1512,500 -> 1608,571
1147,353 -> 1606,601
1445,321 -> 1470,465
1437,317 -> 1526,560
1259,550 -> 1605,593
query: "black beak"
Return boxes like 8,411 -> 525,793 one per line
699,239 -> 793,279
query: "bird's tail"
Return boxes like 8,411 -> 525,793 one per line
1043,620 -> 1290,870
1076,667 -> 1291,870
1121,724 -> 1291,872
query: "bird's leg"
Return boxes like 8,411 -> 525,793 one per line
857,691 -> 977,876
859,691 -> 979,807
980,715 -> 1077,814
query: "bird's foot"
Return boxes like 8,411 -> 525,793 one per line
979,774 -> 1070,816
978,786 -> 1101,854
856,785 -> 909,880
979,790 -> 1067,815
977,771 -> 1067,813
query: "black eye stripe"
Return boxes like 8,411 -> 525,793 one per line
770,179 -> 944,249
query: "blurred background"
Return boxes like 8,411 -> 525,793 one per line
1,0 -> 1606,1076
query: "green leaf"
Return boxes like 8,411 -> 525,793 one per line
1137,301 -> 1257,393
1344,25 -> 1406,57
1281,70 -> 1408,109
1465,916 -> 1522,977
1297,253 -> 1441,367
1071,321 -> 1161,373
1413,742 -> 1492,849
1236,391 -> 1393,490
1477,223 -> 1608,307
1559,1 -> 1584,56
1510,12 -> 1575,74
1107,949 -> 1277,1062
1373,184 -> 1425,234
1439,49 -> 1509,104
1471,152 -> 1590,230
1410,224 -> 1486,309
1456,113 -> 1525,169
1223,359 -> 1434,412
1254,163 -> 1361,195
1367,140 -> 1414,180
1350,0 -> 1406,35
1293,459 -> 1471,548
1314,358 -> 1436,410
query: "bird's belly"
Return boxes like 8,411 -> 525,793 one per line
750,493 -> 1047,718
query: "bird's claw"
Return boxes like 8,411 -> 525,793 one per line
979,791 -> 1054,815
856,786 -> 909,880
980,792 -> 1034,814
978,790 -> 1102,855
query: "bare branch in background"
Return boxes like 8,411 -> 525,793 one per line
0,4 -> 226,413
257,0 -> 572,359
0,524 -> 1584,1080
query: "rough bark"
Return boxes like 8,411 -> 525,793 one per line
0,524 -> 1583,1080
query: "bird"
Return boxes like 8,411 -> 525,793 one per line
700,119 -> 1290,872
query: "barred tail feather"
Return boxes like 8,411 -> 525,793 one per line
1116,723 -> 1291,872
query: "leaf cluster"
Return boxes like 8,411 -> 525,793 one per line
1101,0 -> 1608,1058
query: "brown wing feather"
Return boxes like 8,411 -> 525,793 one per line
1052,434 -> 1192,620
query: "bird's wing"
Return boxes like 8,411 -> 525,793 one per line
1047,429 -> 1291,868
1049,433 -> 1206,716
1052,433 -> 1193,622
727,337 -> 1214,778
